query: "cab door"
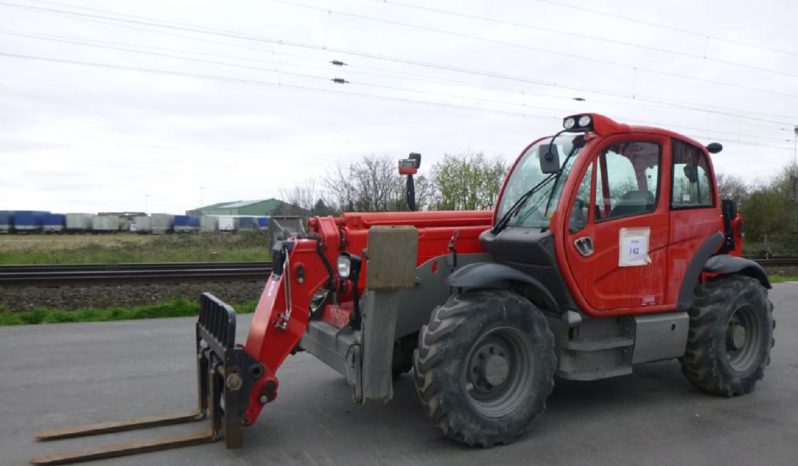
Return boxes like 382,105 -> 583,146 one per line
563,134 -> 672,312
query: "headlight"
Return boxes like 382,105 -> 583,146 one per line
337,255 -> 351,279
563,117 -> 576,130
578,115 -> 591,127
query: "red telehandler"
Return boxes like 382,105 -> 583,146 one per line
31,114 -> 775,464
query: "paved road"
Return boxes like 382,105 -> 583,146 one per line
2,284 -> 796,466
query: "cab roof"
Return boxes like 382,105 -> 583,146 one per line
564,113 -> 713,154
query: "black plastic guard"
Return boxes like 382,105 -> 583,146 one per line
704,255 -> 771,289
447,262 -> 559,313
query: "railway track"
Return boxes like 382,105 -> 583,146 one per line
750,257 -> 798,268
0,262 -> 273,286
0,257 -> 794,287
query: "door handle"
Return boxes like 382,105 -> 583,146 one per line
574,236 -> 594,256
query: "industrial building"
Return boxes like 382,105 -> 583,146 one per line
187,199 -> 308,217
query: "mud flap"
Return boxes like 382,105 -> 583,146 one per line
358,227 -> 418,403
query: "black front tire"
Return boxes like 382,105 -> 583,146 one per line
413,290 -> 556,447
680,275 -> 775,396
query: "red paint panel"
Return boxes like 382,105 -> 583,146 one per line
666,208 -> 723,304
337,212 -> 491,291
558,134 -> 675,315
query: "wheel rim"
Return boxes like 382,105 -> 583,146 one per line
725,303 -> 762,373
463,327 -> 533,418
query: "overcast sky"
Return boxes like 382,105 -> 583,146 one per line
1,0 -> 797,214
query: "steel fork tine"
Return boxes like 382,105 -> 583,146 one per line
30,429 -> 215,465
35,411 -> 205,441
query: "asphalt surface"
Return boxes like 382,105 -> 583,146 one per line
2,284 -> 796,466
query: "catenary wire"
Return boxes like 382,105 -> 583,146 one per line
353,0 -> 798,79
3,0 -> 796,126
2,29 -> 789,140
0,50 -> 793,153
267,0 -> 798,93
528,0 -> 798,58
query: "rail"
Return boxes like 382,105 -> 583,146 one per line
0,262 -> 273,286
0,256 -> 794,287
748,257 -> 798,267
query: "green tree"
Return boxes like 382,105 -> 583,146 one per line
431,152 -> 508,210
739,165 -> 796,243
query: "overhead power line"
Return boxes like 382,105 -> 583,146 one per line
3,28 -> 787,141
0,30 -> 340,82
24,0 -> 798,60
362,0 -> 798,79
529,0 -> 798,58
0,50 -> 560,120
268,0 -> 798,89
4,0 -> 798,102
0,30 -> 571,115
0,50 -> 792,153
3,0 -> 795,128
0,28 -> 545,93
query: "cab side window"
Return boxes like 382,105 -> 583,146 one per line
595,141 -> 661,221
671,139 -> 713,208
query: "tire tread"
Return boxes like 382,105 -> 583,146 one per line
413,290 -> 555,447
680,275 -> 774,396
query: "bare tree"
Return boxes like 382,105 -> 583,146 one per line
716,173 -> 749,205
279,180 -> 318,213
324,155 -> 431,212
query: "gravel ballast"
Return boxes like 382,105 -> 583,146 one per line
0,280 -> 267,312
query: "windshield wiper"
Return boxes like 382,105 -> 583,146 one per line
492,134 -> 586,235
491,174 -> 557,234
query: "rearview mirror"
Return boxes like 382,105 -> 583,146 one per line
539,144 -> 560,174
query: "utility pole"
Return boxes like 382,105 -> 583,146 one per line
794,125 -> 798,167
794,126 -> 798,228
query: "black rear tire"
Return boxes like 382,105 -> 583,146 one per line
680,275 -> 775,396
413,290 -> 556,447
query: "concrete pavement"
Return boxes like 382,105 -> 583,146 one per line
1,283 -> 796,466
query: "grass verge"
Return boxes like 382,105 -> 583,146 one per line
0,231 -> 270,264
769,275 -> 798,283
5,274 -> 793,326
0,298 -> 258,326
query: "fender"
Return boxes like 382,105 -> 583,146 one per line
447,262 -> 559,313
703,255 -> 771,289
677,231 -> 724,310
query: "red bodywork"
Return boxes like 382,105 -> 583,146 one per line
240,113 -> 737,425
241,210 -> 491,424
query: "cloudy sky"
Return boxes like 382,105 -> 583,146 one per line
1,0 -> 797,214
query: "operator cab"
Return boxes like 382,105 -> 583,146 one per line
480,113 -> 728,315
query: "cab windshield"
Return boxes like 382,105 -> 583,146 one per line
496,134 -> 586,229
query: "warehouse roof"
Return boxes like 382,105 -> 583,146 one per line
189,198 -> 308,216
195,199 -> 280,210
218,200 -> 279,209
